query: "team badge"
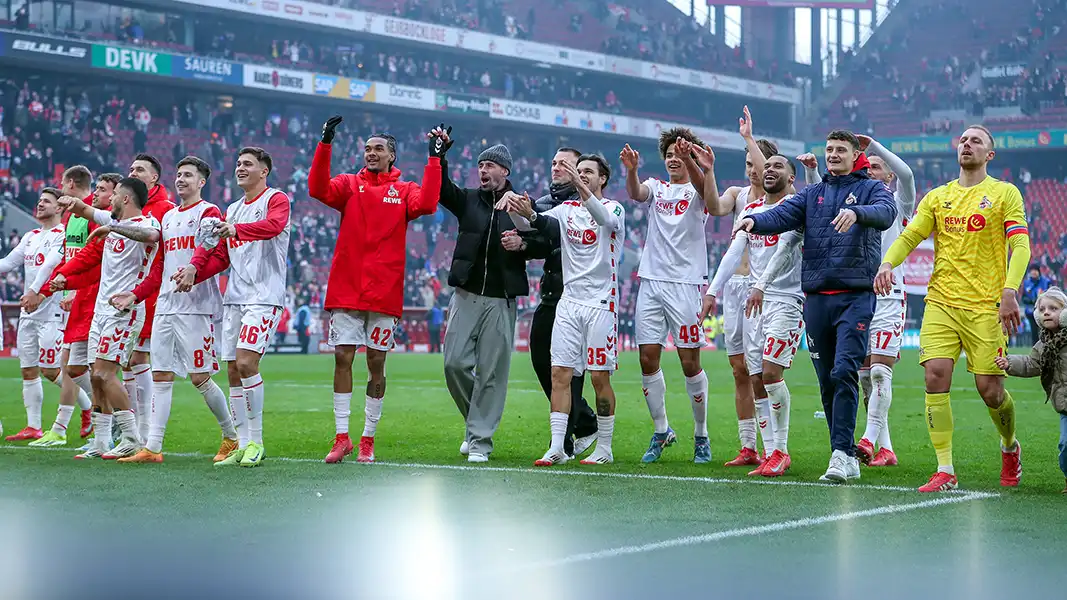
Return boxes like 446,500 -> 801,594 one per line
978,196 -> 992,209
844,193 -> 857,205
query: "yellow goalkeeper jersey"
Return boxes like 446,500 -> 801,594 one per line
908,176 -> 1028,313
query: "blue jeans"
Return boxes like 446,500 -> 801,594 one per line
1059,414 -> 1067,478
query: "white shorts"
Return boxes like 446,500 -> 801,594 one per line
221,304 -> 282,362
18,318 -> 63,369
152,313 -> 220,378
135,337 -> 151,353
329,310 -> 399,352
88,308 -> 146,366
635,279 -> 707,349
551,298 -> 618,374
66,340 -> 90,368
745,298 -> 805,375
870,297 -> 906,358
723,275 -> 752,356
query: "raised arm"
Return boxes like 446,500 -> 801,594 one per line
620,144 -> 650,202
234,192 -> 289,241
405,157 -> 443,220
308,141 -> 353,212
865,138 -> 916,216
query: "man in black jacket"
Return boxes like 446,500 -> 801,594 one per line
501,147 -> 598,458
430,126 -> 529,463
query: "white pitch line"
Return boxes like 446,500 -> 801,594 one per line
0,444 -> 999,497
518,491 -> 992,569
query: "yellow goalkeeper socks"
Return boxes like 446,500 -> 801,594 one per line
989,389 -> 1017,449
926,392 -> 954,473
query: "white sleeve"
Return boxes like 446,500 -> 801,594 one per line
0,233 -> 29,274
91,208 -> 113,226
584,197 -> 623,232
867,139 -> 915,216
28,233 -> 64,293
754,231 -> 802,291
804,165 -> 821,185
707,233 -> 748,297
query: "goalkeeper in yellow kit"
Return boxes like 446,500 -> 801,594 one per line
875,125 -> 1030,493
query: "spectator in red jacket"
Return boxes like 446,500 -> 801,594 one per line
308,115 -> 443,465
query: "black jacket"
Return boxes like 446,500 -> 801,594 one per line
518,182 -> 578,306
438,159 -> 530,299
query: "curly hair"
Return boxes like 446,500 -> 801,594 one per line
658,127 -> 705,159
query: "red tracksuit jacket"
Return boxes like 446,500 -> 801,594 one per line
308,142 -> 442,318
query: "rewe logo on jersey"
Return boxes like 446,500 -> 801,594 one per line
675,200 -> 689,215
383,185 -> 402,204
752,234 -> 779,247
34,253 -> 44,266
164,235 -> 196,252
107,237 -> 126,253
567,228 -> 597,245
654,199 -> 677,216
967,213 -> 986,232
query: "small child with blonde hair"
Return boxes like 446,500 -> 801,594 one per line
995,287 -> 1067,493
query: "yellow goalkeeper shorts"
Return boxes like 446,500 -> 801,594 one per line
918,301 -> 1007,375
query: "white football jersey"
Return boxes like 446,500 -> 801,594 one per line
880,189 -> 910,300
0,226 -> 65,321
98,215 -> 161,319
158,201 -> 224,316
223,187 -> 291,307
737,196 -> 804,303
638,178 -> 707,285
543,197 -> 625,312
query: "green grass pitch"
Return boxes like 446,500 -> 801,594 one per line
1,349 -> 1065,599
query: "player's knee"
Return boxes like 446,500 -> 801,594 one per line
366,351 -> 387,376
638,346 -> 660,374
729,359 -> 749,383
190,373 -> 210,388
761,366 -> 783,385
41,368 -> 60,382
67,365 -> 87,378
976,378 -> 1004,407
334,349 -> 355,372
235,357 -> 259,379
89,370 -> 108,388
678,351 -> 701,378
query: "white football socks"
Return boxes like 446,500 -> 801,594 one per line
93,412 -> 113,450
132,364 -> 152,442
363,395 -> 383,438
122,370 -> 138,433
596,415 -> 615,455
229,386 -> 249,448
113,409 -> 137,442
146,381 -> 174,454
23,377 -> 43,429
862,364 -> 894,452
766,380 -> 791,454
685,370 -> 709,438
755,396 -> 774,454
333,392 -> 352,435
641,370 -> 669,434
196,379 -> 236,440
53,405 -> 74,434
241,374 -> 264,445
72,372 -> 93,410
549,411 -> 568,452
738,418 -> 757,451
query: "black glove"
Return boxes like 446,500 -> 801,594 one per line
321,115 -> 343,145
428,123 -> 453,158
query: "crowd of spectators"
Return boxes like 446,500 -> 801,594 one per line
827,0 -> 1067,136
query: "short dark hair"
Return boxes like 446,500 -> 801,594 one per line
659,127 -> 705,159
40,186 -> 62,200
118,177 -> 149,208
98,173 -> 122,187
62,165 -> 93,190
1030,263 -> 1041,272
177,156 -> 212,180
238,146 -> 273,176
826,130 -> 861,150
556,147 -> 582,159
770,154 -> 797,175
964,124 -> 995,149
577,153 -> 611,188
755,139 -> 778,159
133,153 -> 162,176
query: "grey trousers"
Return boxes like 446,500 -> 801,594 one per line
443,288 -> 517,456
